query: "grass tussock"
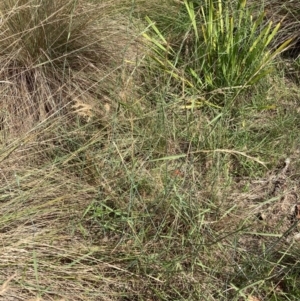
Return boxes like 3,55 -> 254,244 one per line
0,0 -> 140,138
1,0 -> 300,300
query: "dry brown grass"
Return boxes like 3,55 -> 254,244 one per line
1,1 -> 300,300
0,0 -> 144,139
0,2 -> 147,298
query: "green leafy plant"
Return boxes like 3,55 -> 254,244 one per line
144,0 -> 292,106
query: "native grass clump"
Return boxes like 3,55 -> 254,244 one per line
143,0 -> 291,108
0,0 -> 137,138
246,0 -> 300,84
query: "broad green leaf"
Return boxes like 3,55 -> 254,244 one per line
184,0 -> 198,40
143,33 -> 168,53
265,22 -> 281,47
269,37 -> 294,58
238,0 -> 246,10
145,16 -> 168,45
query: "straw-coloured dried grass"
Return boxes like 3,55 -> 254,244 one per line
0,0 -> 143,138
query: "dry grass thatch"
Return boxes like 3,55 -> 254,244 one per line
0,0 -> 144,137
2,1 -> 300,300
